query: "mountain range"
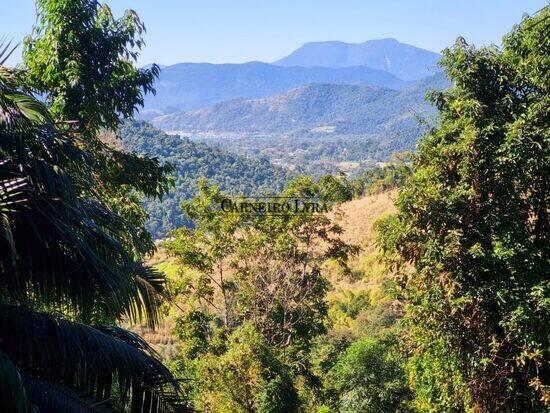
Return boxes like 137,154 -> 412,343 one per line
130,39 -> 448,235
134,39 -> 448,177
140,61 -> 403,116
140,39 -> 441,117
151,72 -> 448,135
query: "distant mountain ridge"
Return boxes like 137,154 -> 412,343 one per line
274,38 -> 441,80
151,72 -> 449,135
140,61 -> 403,115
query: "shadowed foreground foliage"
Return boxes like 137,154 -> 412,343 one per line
0,43 -> 186,412
0,0 -> 188,410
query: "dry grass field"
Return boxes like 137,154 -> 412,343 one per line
137,189 -> 398,358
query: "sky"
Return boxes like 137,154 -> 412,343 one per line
2,0 -> 547,67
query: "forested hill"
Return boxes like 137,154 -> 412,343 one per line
119,121 -> 291,238
151,72 -> 449,134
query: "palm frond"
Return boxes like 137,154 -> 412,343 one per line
0,306 -> 185,412
131,265 -> 166,328
0,174 -> 27,265
0,39 -> 18,66
23,376 -> 118,413
0,42 -> 52,132
0,91 -> 53,131
0,127 -> 165,325
0,349 -> 29,413
0,39 -> 185,413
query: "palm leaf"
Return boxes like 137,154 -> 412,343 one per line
0,306 -> 186,412
0,127 -> 165,326
0,39 -> 19,65
23,376 -> 117,413
0,40 -> 185,412
0,349 -> 29,413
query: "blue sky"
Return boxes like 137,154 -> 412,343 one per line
2,0 -> 547,66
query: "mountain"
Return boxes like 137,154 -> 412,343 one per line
119,121 -> 291,238
140,61 -> 403,114
274,38 -> 441,81
151,72 -> 448,135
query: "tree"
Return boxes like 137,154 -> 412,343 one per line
165,178 -> 359,410
23,0 -> 172,256
232,176 -> 359,361
198,324 -> 300,413
329,337 -> 411,413
165,179 -> 242,329
0,43 -> 184,411
23,0 -> 158,135
377,9 -> 549,412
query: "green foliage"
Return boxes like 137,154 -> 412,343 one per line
351,154 -> 413,196
329,336 -> 411,413
24,0 -> 159,134
1,0 -> 184,409
378,9 -> 550,412
334,291 -> 371,319
207,325 -> 299,413
195,324 -> 300,413
193,132 -> 422,176
120,120 -> 291,238
0,49 -> 183,411
318,174 -> 354,202
23,0 -> 173,256
174,310 -> 212,359
165,178 -> 360,411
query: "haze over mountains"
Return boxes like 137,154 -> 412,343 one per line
133,39 -> 448,233
141,39 -> 442,117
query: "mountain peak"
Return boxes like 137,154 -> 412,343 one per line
274,39 -> 440,81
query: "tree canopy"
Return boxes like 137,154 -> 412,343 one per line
377,8 -> 549,412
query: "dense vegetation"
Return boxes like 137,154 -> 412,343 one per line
163,178 -> 363,412
155,9 -> 549,413
191,131 -> 421,175
150,73 -> 446,176
1,1 -> 547,412
121,120 -> 413,238
377,9 -> 549,412
120,120 -> 291,238
0,0 -> 185,411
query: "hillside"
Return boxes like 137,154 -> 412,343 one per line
140,189 -> 398,358
120,121 -> 291,238
274,38 -> 441,80
151,72 -> 448,135
140,61 -> 404,115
